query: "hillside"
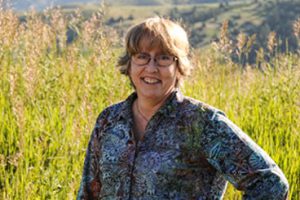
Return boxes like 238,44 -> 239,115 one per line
69,0 -> 300,51
12,0 -> 300,54
11,0 -> 235,11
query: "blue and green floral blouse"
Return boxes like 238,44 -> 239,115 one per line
77,90 -> 289,200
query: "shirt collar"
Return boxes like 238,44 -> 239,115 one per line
156,89 -> 184,118
117,89 -> 184,121
118,92 -> 137,122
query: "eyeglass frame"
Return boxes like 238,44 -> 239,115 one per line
131,53 -> 178,67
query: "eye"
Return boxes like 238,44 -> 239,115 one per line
135,53 -> 149,60
159,55 -> 172,61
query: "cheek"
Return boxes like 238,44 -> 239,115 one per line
129,61 -> 138,74
129,67 -> 138,80
127,66 -> 137,89
168,66 -> 178,79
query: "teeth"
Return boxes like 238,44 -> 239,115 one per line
143,77 -> 160,84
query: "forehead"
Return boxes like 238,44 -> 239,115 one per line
137,36 -> 168,54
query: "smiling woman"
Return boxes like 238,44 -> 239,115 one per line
77,17 -> 289,200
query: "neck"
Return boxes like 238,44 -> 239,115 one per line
135,101 -> 150,122
135,90 -> 175,120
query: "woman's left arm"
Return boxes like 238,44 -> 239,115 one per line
200,112 -> 289,200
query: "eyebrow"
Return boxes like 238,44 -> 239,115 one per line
138,51 -> 169,55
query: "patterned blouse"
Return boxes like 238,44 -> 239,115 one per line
77,90 -> 289,200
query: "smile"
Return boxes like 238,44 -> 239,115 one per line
142,77 -> 161,84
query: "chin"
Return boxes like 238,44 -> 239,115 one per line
141,89 -> 172,100
141,92 -> 160,99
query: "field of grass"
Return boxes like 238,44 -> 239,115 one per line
1,5 -> 300,200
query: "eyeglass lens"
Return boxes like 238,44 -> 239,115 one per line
132,53 -> 176,67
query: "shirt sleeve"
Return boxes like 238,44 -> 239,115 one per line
77,110 -> 108,200
200,112 -> 289,200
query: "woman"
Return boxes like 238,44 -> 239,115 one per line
77,17 -> 289,199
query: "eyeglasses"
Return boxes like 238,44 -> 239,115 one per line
131,53 -> 177,67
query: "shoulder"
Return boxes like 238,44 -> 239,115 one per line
180,96 -> 243,136
95,100 -> 127,124
179,95 -> 226,121
91,100 -> 129,139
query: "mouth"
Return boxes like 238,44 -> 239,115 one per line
142,77 -> 161,84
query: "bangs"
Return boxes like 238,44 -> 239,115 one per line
137,36 -> 174,54
126,22 -> 176,56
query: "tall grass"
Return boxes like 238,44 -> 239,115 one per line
0,6 -> 299,200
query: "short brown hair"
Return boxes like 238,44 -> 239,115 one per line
117,17 -> 192,87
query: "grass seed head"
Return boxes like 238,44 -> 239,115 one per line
237,32 -> 247,54
293,18 -> 300,39
267,31 -> 277,54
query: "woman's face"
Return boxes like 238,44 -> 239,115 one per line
129,40 -> 178,102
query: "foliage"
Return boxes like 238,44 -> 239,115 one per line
212,18 -> 300,67
168,0 -> 300,50
16,0 -> 300,51
1,4 -> 300,200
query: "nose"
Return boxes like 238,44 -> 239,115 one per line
145,57 -> 158,72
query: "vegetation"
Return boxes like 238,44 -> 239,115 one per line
102,0 -> 300,50
13,0 -> 244,11
1,2 -> 300,200
16,0 -> 300,50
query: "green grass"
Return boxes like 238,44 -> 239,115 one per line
1,6 -> 300,200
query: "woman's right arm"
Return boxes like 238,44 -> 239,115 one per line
77,110 -> 109,200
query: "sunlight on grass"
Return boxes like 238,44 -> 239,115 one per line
0,5 -> 299,200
